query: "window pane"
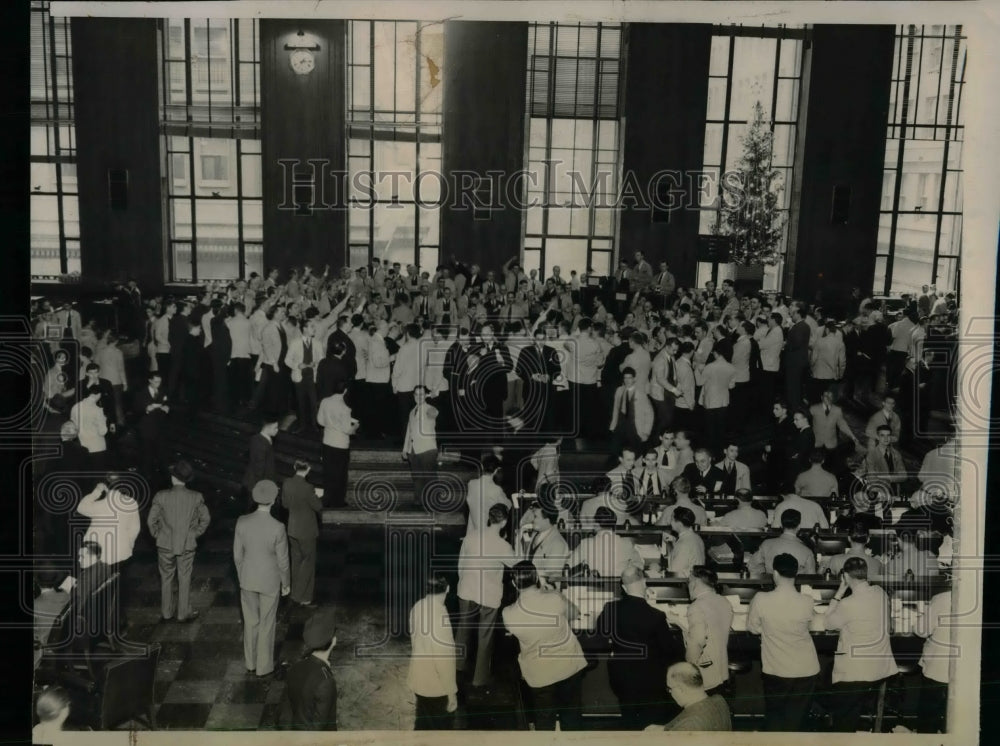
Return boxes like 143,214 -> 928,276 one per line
709,37 -> 730,76
873,255 -> 888,294
242,200 -> 263,241
729,37 -> 777,121
889,213 -> 938,294
372,202 -> 416,265
373,140 -> 416,202
65,239 -> 81,276
244,242 -> 264,278
172,241 -> 193,281
241,152 -> 262,198
939,213 -> 962,257
349,205 -> 371,243
590,249 -> 611,277
774,79 -> 798,122
771,124 -> 795,168
61,196 -> 79,238
171,199 -> 193,239
699,209 -> 717,235
935,256 -> 958,293
703,123 -> 723,166
706,78 -> 728,120
418,205 -> 440,246
544,237 -> 587,278
30,162 -> 58,193
523,248 -> 542,277
196,238 -> 239,280
418,246 -> 439,275
779,39 -> 802,78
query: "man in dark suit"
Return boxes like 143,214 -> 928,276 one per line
681,448 -> 727,498
784,302 -> 811,408
134,372 -> 170,481
765,400 -> 797,493
242,419 -> 279,508
593,565 -> 680,729
514,327 -> 561,432
468,322 -> 513,429
147,460 -> 211,623
234,480 -> 290,678
209,306 -> 233,413
66,540 -> 111,655
167,302 -> 190,399
326,316 -> 357,381
317,340 -> 351,400
281,460 -> 323,607
280,607 -> 339,729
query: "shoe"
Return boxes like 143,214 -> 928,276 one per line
159,616 -> 174,623
246,668 -> 256,675
178,611 -> 200,623
256,670 -> 275,679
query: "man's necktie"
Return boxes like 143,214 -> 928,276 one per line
825,406 -> 830,416
886,450 -> 895,471
661,451 -> 670,466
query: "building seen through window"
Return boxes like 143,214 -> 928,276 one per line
875,25 -> 964,296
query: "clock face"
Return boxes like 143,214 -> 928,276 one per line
290,49 -> 315,75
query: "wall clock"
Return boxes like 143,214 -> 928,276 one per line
289,48 -> 315,75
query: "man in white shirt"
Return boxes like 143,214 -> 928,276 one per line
402,385 -> 438,509
408,573 -> 458,729
794,449 -> 840,497
456,503 -> 516,689
824,557 -> 900,732
750,509 -> 817,576
465,455 -> 511,533
714,489 -> 768,530
771,492 -> 829,530
517,505 -> 570,584
747,552 -> 820,731
561,319 -> 605,438
663,507 -> 706,578
568,507 -> 642,578
912,589 -> 952,733
227,302 -> 253,407
70,386 -> 108,470
666,566 -> 731,694
392,323 -> 424,434
154,302 -> 175,381
757,313 -> 785,412
656,476 -> 708,528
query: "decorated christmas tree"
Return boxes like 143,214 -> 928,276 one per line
716,101 -> 786,266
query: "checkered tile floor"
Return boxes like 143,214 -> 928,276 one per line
103,522 -> 519,731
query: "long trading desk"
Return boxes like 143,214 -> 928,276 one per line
553,575 -> 948,726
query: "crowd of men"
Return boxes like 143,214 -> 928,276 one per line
32,253 -> 958,732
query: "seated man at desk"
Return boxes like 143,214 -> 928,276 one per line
860,424 -> 907,486
594,566 -> 679,729
715,443 -> 751,495
517,506 -> 571,585
662,507 -> 706,579
579,478 -> 633,527
655,477 -> 708,528
646,662 -> 732,732
713,488 -> 768,530
770,492 -> 829,531
820,522 -> 885,577
681,449 -> 726,497
567,507 -> 642,578
634,448 -> 667,498
749,509 -> 817,576
794,449 -> 840,497
885,528 -> 940,578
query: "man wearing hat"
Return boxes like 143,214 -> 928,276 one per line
147,460 -> 211,623
279,607 -> 339,730
234,479 -> 290,677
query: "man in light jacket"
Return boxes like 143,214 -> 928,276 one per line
234,480 -> 290,677
147,460 -> 211,622
408,573 -> 459,729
